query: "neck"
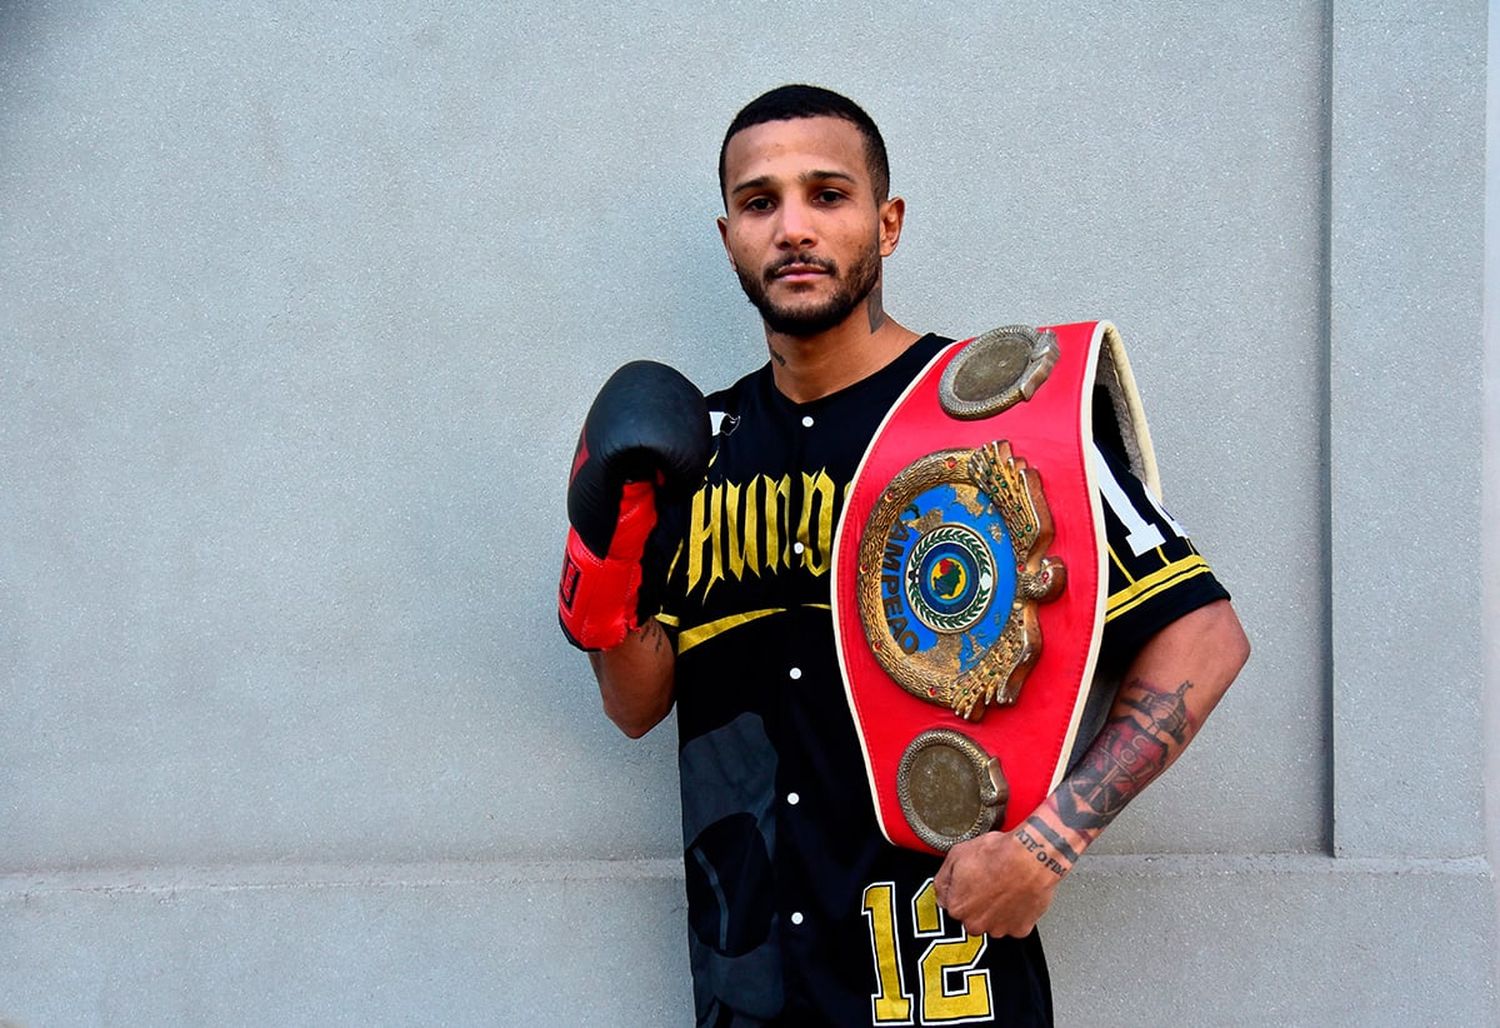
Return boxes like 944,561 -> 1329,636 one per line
764,288 -> 920,403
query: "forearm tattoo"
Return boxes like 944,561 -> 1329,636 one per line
586,619 -> 668,673
1015,819 -> 1070,877
1022,815 -> 1080,864
1055,678 -> 1196,838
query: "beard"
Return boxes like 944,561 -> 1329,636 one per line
735,239 -> 881,338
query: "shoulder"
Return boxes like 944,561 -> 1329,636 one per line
704,363 -> 767,416
1093,440 -> 1231,662
701,363 -> 777,444
903,332 -> 955,372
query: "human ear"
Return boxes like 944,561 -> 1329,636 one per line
878,196 -> 906,257
716,215 -> 736,270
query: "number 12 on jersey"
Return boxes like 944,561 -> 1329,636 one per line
862,879 -> 993,1024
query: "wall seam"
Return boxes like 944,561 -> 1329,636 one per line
0,853 -> 1488,899
1482,0 -> 1500,995
1320,0 -> 1338,858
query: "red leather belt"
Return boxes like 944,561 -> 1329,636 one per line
833,321 -> 1116,855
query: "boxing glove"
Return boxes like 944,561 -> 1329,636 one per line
559,361 -> 710,651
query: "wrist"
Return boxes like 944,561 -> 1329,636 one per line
1014,811 -> 1086,878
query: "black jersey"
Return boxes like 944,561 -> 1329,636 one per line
658,333 -> 1227,1027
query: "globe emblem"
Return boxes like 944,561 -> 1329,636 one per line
904,522 -> 997,634
930,557 -> 967,601
853,440 -> 1066,721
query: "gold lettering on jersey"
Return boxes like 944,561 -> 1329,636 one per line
687,483 -> 723,599
799,470 -> 836,576
764,473 -> 792,572
685,469 -> 846,599
725,478 -> 759,580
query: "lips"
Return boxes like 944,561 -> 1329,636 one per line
767,257 -> 836,283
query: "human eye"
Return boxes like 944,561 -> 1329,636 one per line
742,195 -> 775,213
813,187 -> 847,205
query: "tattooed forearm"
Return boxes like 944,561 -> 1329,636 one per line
1022,815 -> 1080,863
586,620 -> 668,674
866,280 -> 886,332
1014,821 -> 1069,877
1119,678 -> 1193,745
1055,678 -> 1197,837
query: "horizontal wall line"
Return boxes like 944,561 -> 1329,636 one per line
0,853 -> 1488,899
1071,853 -> 1491,878
0,857 -> 686,897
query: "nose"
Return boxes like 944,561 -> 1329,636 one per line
774,196 -> 817,250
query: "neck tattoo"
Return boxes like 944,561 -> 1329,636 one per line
866,282 -> 886,333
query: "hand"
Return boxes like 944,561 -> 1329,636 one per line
558,361 -> 709,650
932,822 -> 1071,938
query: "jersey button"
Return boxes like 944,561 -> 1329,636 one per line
788,667 -> 802,680
792,541 -> 805,555
801,415 -> 814,428
790,911 -> 805,926
787,792 -> 800,806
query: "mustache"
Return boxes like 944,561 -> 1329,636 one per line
764,253 -> 838,282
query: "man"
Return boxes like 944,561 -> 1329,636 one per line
560,85 -> 1249,1026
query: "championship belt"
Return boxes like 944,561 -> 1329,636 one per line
832,321 -> 1160,855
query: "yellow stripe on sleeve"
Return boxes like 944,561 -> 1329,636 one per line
1107,545 -> 1136,584
1105,555 -> 1212,622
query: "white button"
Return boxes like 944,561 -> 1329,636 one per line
788,667 -> 802,680
801,415 -> 814,427
790,911 -> 804,925
787,792 -> 800,805
793,541 -> 805,555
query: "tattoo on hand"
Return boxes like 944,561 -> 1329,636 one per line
1056,678 -> 1197,837
1014,822 -> 1069,877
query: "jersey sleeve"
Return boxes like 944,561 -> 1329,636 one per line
1092,440 -> 1230,672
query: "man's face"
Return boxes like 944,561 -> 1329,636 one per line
718,116 -> 898,338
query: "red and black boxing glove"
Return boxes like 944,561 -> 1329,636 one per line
559,361 -> 710,651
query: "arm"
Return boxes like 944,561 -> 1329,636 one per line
934,597 -> 1250,937
590,618 -> 677,738
556,362 -> 708,736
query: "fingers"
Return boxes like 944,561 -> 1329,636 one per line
937,856 -> 954,890
952,903 -> 1038,940
934,836 -> 1047,938
932,845 -> 962,909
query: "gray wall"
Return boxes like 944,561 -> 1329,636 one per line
0,2 -> 1491,1025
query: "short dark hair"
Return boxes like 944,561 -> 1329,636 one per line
718,84 -> 890,205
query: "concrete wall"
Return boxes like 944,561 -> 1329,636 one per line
0,2 -> 1490,1025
